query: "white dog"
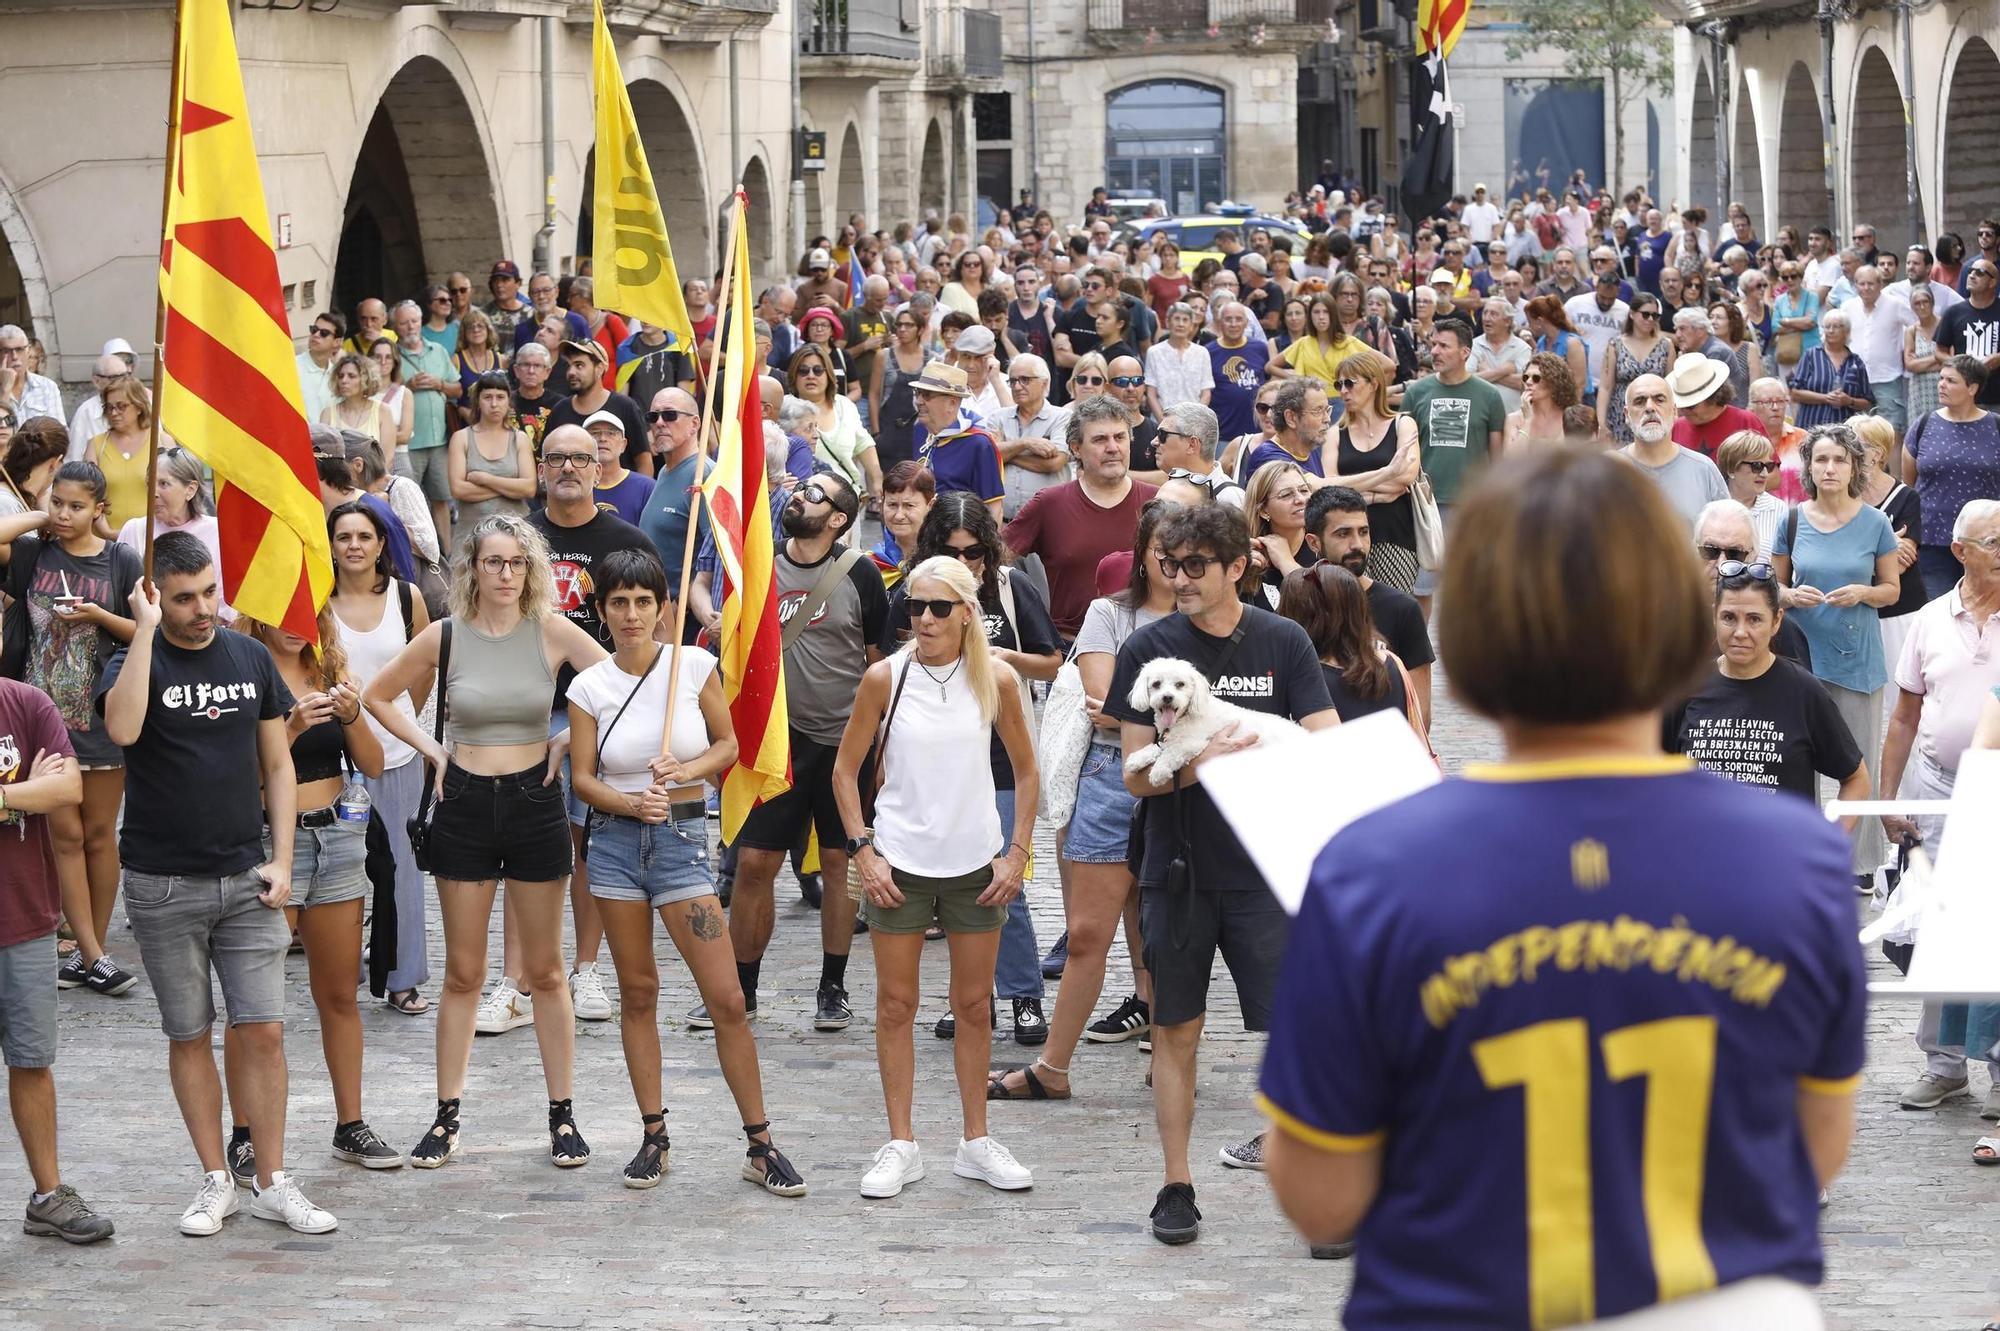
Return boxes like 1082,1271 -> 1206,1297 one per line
1123,657 -> 1304,787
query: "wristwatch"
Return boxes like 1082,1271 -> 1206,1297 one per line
845,834 -> 874,857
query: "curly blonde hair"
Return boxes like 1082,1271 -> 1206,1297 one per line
332,351 -> 380,398
232,601 -> 350,694
449,513 -> 557,621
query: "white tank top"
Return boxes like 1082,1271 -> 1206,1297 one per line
872,649 -> 1003,879
331,586 -> 420,770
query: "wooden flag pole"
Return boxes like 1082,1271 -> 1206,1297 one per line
144,0 -> 188,589
660,190 -> 746,753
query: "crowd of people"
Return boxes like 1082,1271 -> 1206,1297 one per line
0,177 -> 1995,1331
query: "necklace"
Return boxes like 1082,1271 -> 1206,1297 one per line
914,654 -> 962,702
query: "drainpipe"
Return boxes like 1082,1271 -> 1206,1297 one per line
1025,0 -> 1040,210
1701,21 -> 1732,217
1899,0 -> 1921,244
1816,0 -> 1840,233
791,0 -> 806,261
535,15 -> 556,273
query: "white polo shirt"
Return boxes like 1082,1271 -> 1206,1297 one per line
1845,292 -> 1916,385
1893,581 -> 2000,772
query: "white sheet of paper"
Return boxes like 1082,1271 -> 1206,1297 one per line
1202,709 -> 1442,915
1866,749 -> 2000,1001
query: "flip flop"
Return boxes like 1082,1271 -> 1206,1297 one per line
987,1063 -> 1069,1101
386,989 -> 432,1015
1974,1136 -> 2000,1166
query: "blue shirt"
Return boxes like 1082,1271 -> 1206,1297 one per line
1243,438 -> 1322,479
636,452 -> 711,584
1258,761 -> 1866,1330
917,412 -> 1004,504
1208,337 -> 1272,439
1771,503 -> 1898,692
594,470 -> 655,526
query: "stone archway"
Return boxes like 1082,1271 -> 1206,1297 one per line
1689,60 -> 1718,224
1848,45 -> 1913,255
1775,62 -> 1827,235
335,55 -> 506,315
1943,39 -> 2000,235
919,121 -> 946,216
742,155 -> 777,283
576,77 -> 712,288
0,175 -> 53,354
837,123 -> 867,232
1732,74 -> 1766,238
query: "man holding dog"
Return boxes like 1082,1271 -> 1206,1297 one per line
1102,504 -> 1338,1247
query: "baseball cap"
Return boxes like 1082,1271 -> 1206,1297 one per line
490,259 -> 522,280
1429,269 -> 1456,286
581,410 -> 625,435
807,247 -> 832,270
560,337 -> 608,365
101,337 -> 135,359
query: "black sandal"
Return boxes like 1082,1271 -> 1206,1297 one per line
409,1098 -> 460,1169
549,1098 -> 591,1168
987,1062 -> 1070,1101
386,989 -> 431,1015
740,1121 -> 807,1197
622,1113 -> 670,1189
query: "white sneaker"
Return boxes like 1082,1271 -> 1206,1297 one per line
475,981 -> 533,1035
569,964 -> 613,1022
248,1171 -> 338,1234
953,1136 -> 1033,1191
859,1140 -> 925,1198
179,1171 -> 239,1236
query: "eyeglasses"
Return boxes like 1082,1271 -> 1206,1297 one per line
478,555 -> 532,575
942,542 -> 986,563
1717,560 -> 1775,581
1006,376 -> 1041,388
1073,374 -> 1105,387
909,598 -> 959,621
1156,554 -> 1216,578
449,285 -> 472,294
796,363 -> 827,377
1698,545 -> 1751,563
645,409 -> 692,424
1740,461 -> 1778,475
542,451 -> 596,470
1110,375 -> 1145,388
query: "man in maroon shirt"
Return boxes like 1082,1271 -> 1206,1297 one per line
1004,396 -> 1158,642
1668,352 -> 1766,459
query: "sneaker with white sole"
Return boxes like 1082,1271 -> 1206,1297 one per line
1898,1071 -> 1971,1110
226,1132 -> 256,1189
83,955 -> 137,996
475,981 -> 533,1035
569,965 -> 613,1022
332,1120 -> 405,1169
1086,994 -> 1150,1043
248,1172 -> 337,1234
179,1172 -> 239,1236
859,1140 -> 925,1198
1219,1132 -> 1266,1170
55,951 -> 87,990
953,1136 -> 1032,1191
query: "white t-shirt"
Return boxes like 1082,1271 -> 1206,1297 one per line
1145,340 -> 1216,410
1461,201 -> 1502,244
566,649 -> 717,795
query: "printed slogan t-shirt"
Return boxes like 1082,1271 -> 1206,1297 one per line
1665,658 -> 1862,802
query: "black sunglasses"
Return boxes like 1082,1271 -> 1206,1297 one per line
1073,374 -> 1105,387
1740,461 -> 1778,475
909,598 -> 959,620
1110,375 -> 1145,388
646,409 -> 693,424
1698,544 -> 1751,563
1156,553 -> 1216,578
942,542 -> 985,563
1717,560 -> 1775,582
796,482 -> 833,504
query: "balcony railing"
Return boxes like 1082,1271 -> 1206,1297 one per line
802,0 -> 919,60
927,2 -> 1002,81
1085,0 -> 1339,31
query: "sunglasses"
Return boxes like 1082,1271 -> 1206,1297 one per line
1253,402 -> 1274,414
430,296 -> 451,305
1717,560 -> 1775,581
449,285 -> 472,294
1740,461 -> 1778,475
1698,545 -> 1751,563
909,598 -> 959,621
1335,377 -> 1365,391
1522,372 -> 1544,384
942,543 -> 986,563
1156,554 -> 1216,579
1073,374 -> 1105,387
1635,308 -> 1658,318
1110,375 -> 1145,388
797,363 -> 828,376
796,482 -> 833,504
646,409 -> 692,424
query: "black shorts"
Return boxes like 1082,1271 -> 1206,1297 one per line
429,762 -> 575,884
1139,884 -> 1290,1031
734,732 -> 874,854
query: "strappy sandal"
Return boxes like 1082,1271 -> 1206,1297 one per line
549,1098 -> 591,1167
409,1098 -> 460,1169
385,989 -> 431,1015
988,1060 -> 1071,1101
1974,1135 -> 2000,1166
623,1113 -> 670,1189
740,1121 -> 808,1197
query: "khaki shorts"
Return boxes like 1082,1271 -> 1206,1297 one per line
865,863 -> 1004,936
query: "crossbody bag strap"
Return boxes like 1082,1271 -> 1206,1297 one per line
995,568 -> 1021,650
594,644 -> 665,767
866,655 -> 916,818
781,545 -> 865,653
413,619 -> 453,825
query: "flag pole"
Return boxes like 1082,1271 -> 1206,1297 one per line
661,190 -> 746,751
145,0 -> 187,588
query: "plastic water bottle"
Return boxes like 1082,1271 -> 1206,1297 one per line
337,779 -> 372,824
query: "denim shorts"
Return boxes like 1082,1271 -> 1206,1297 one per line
429,762 -> 574,884
263,817 -> 368,910
584,809 -> 715,907
123,868 -> 289,1041
1063,742 -> 1138,864
0,933 -> 58,1068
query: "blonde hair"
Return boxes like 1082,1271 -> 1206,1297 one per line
1714,429 -> 1775,475
232,601 -> 350,694
333,351 -> 381,398
1244,460 -> 1310,543
902,556 -> 998,725
1849,413 -> 1897,470
1337,345 -> 1398,420
450,513 -> 557,621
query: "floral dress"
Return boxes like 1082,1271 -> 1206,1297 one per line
1907,326 -> 1940,420
1606,337 -> 1672,444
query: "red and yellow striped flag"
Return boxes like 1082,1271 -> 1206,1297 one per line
699,194 -> 790,840
158,0 -> 330,641
1417,0 -> 1468,59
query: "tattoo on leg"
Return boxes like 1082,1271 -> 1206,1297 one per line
688,900 -> 724,941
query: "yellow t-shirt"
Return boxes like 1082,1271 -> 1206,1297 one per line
90,433 -> 152,532
1281,334 -> 1364,391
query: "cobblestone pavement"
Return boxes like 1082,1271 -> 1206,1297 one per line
3,668 -> 1996,1329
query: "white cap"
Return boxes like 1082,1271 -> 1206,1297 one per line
581,409 -> 625,434
102,337 -> 135,359
807,247 -> 832,269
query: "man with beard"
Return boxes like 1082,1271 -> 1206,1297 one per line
702,468 -> 886,1033
1618,372 -> 1727,527
1302,486 -> 1436,719
1242,377 -> 1334,487
546,340 -> 648,474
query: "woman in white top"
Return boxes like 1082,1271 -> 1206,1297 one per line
834,555 -> 1039,1200
1144,303 -> 1215,417
566,548 -> 807,1197
369,338 -> 414,454
326,499 -> 433,1012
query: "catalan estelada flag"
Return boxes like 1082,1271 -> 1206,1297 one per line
699,194 -> 791,841
158,0 -> 329,641
1417,0 -> 1468,59
591,0 -> 696,349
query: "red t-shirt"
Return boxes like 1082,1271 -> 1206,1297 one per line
0,681 -> 73,947
1003,479 -> 1158,637
1672,403 -> 1767,460
1147,272 -> 1191,322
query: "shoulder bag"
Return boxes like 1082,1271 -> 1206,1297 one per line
845,655 -> 915,905
1395,413 -> 1446,571
781,546 -> 865,652
1039,598 -> 1133,826
405,620 -> 451,873
574,643 -> 664,862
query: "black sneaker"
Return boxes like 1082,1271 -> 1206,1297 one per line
83,955 -> 136,997
1087,994 -> 1151,1043
227,1132 -> 256,1188
332,1120 -> 405,1169
55,951 -> 87,990
798,872 -> 823,909
688,996 -> 757,1030
1012,997 -> 1048,1046
813,983 -> 852,1031
1040,931 -> 1068,978
934,996 -> 998,1039
23,1184 -> 114,1244
1150,1182 -> 1201,1245
1310,1241 -> 1357,1260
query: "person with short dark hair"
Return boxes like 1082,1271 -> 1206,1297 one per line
1902,353 -> 2000,597
1260,450 -> 1867,1323
1301,485 -> 1436,719
1103,503 -> 1337,1245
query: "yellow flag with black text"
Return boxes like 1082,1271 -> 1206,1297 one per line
591,0 -> 695,346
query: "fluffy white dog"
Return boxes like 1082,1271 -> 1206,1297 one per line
1123,657 -> 1304,787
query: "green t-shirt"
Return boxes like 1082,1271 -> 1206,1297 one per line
1402,372 -> 1508,503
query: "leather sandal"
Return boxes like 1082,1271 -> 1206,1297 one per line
987,1062 -> 1070,1101
740,1122 -> 807,1197
386,989 -> 431,1015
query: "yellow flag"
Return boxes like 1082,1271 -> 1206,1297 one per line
591,0 -> 695,347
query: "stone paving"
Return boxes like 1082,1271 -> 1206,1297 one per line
2,673 -> 1997,1329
